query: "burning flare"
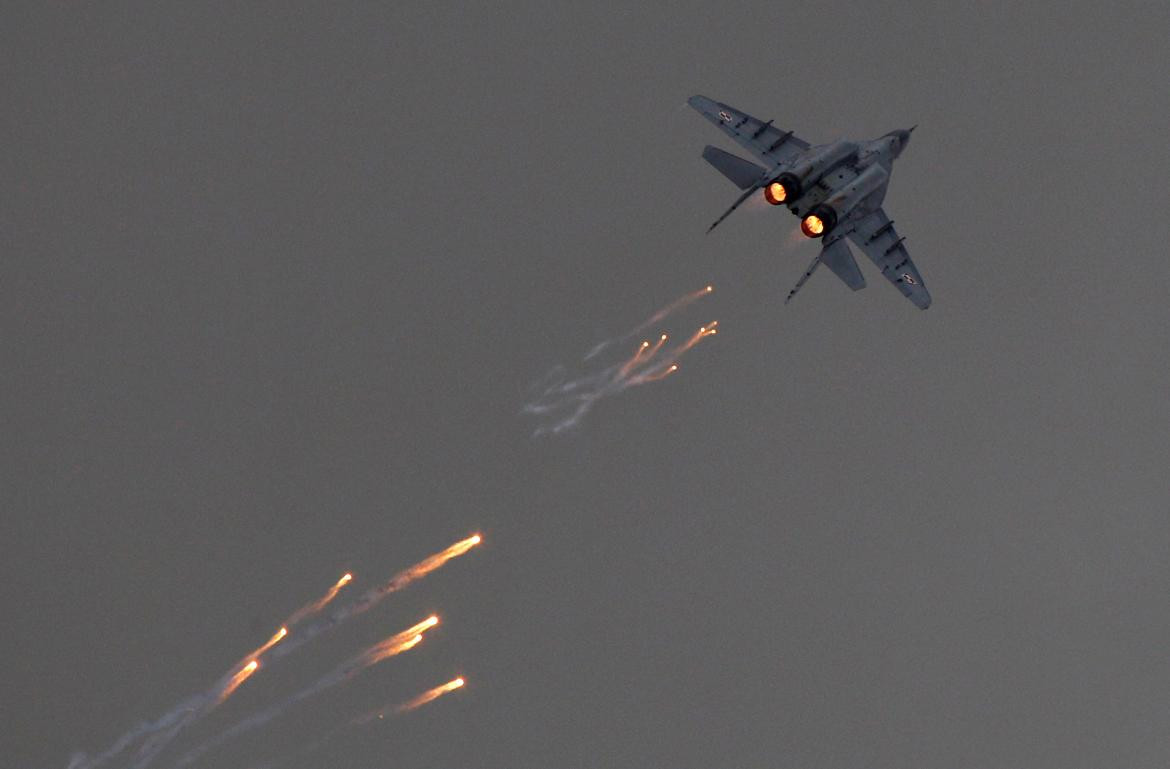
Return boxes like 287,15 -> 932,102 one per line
359,616 -> 438,667
620,334 -> 667,377
217,660 -> 259,703
636,364 -> 678,384
285,572 -> 354,627
677,321 -> 719,354
398,537 -> 482,585
68,538 -> 482,769
394,677 -> 466,715
169,618 -> 438,769
240,626 -> 288,664
268,536 -> 480,663
353,674 -> 467,725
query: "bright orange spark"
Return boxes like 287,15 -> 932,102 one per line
413,615 -> 440,633
347,536 -> 482,623
313,573 -> 355,611
360,617 -> 438,667
237,624 -> 288,669
218,659 -> 260,702
619,339 -> 654,377
638,364 -> 678,384
392,536 -> 482,587
395,677 -> 467,714
284,571 -> 356,628
354,677 -> 466,724
259,627 -> 286,650
635,285 -> 716,333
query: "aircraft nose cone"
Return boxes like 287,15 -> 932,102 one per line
894,127 -> 913,155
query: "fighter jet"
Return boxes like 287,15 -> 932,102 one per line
689,95 -> 930,309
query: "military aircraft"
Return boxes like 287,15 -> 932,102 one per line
689,95 -> 930,309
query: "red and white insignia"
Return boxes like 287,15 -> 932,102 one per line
902,273 -> 917,285
718,111 -> 733,122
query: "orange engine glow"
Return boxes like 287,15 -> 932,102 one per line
801,214 -> 825,237
763,181 -> 788,205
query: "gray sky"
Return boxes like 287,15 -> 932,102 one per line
4,2 -> 1170,768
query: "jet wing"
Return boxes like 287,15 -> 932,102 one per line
846,209 -> 931,310
688,95 -> 809,167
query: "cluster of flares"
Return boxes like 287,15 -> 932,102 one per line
169,616 -> 444,769
266,535 -> 481,663
524,285 -> 719,435
68,535 -> 481,769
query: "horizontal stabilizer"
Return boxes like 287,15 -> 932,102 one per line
820,239 -> 866,291
701,146 -> 766,190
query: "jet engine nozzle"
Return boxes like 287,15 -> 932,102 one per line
763,173 -> 801,206
801,205 -> 837,238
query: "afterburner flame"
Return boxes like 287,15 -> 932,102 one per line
801,214 -> 825,237
764,181 -> 788,205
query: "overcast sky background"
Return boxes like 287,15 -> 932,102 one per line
4,2 -> 1170,768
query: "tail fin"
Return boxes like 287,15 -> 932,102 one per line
701,146 -> 766,190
